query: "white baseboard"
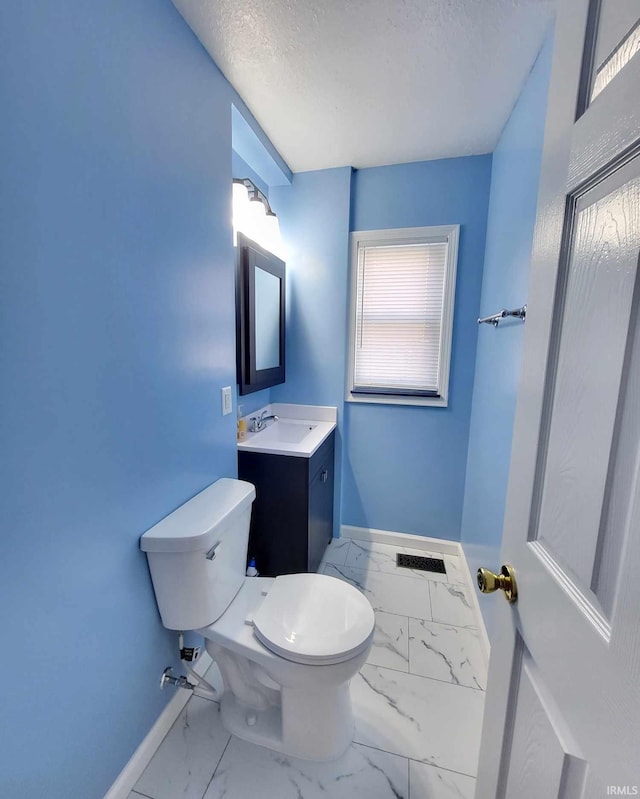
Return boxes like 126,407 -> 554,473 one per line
103,651 -> 213,799
454,543 -> 491,666
340,525 -> 460,556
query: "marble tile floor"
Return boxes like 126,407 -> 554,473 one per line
129,537 -> 486,799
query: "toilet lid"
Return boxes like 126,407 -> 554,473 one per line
252,573 -> 375,665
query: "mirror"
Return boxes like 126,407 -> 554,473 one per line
254,266 -> 281,371
236,233 -> 286,395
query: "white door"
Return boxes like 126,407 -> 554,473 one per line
475,1 -> 640,796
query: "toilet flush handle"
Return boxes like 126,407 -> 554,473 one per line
206,540 -> 221,560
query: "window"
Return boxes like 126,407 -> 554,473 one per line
346,225 -> 459,407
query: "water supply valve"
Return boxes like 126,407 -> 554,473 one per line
160,667 -> 195,691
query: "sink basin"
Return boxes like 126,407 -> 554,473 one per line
253,420 -> 317,444
237,405 -> 337,458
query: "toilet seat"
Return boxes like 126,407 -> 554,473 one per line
252,573 -> 375,665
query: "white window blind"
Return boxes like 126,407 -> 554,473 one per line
347,225 -> 458,407
353,239 -> 448,396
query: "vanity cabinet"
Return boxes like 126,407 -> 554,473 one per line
238,431 -> 335,576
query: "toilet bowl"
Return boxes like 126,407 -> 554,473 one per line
200,573 -> 373,760
140,478 -> 374,761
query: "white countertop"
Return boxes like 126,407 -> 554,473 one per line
237,404 -> 337,458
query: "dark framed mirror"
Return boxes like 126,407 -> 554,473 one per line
236,233 -> 286,395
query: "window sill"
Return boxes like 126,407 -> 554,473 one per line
346,392 -> 449,408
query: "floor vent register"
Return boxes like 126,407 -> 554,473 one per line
396,553 -> 446,574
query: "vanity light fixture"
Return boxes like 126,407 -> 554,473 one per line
233,178 -> 282,257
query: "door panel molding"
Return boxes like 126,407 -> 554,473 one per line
570,53 -> 640,188
502,649 -> 587,799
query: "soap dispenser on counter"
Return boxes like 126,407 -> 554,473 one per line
237,405 -> 247,441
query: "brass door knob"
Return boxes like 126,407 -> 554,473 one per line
477,564 -> 518,603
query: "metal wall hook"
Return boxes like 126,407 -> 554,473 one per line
478,305 -> 527,327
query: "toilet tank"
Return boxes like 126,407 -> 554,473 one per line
140,478 -> 255,630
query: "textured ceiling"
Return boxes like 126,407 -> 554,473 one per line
172,0 -> 555,172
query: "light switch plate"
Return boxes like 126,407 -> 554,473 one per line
221,386 -> 232,416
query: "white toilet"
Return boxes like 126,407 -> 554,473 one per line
140,477 -> 374,761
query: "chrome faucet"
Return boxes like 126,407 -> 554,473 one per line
249,410 -> 279,433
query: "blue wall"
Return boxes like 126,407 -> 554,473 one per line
232,150 -> 270,199
271,168 -> 353,532
231,103 -> 292,187
342,157 -> 492,538
0,2 -> 271,796
460,33 -> 553,636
